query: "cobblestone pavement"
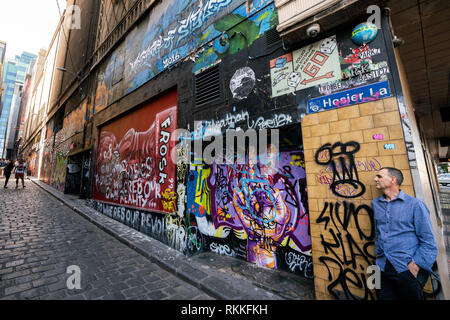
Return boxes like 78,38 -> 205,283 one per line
0,180 -> 214,300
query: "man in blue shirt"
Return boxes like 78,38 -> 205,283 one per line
372,167 -> 438,300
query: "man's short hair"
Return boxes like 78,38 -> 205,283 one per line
381,167 -> 404,186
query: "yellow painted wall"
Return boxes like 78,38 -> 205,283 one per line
302,97 -> 416,300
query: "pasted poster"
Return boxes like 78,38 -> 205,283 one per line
270,35 -> 341,97
270,53 -> 295,97
94,92 -> 177,214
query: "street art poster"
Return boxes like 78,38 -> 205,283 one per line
340,43 -> 388,81
94,92 -> 177,214
270,35 -> 341,97
270,53 -> 294,97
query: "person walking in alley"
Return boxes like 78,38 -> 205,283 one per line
14,158 -> 27,189
3,159 -> 15,188
0,158 -> 6,176
372,167 -> 438,300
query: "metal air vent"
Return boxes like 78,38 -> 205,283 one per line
195,64 -> 222,107
266,28 -> 281,46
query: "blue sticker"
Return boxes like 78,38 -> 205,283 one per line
275,57 -> 287,68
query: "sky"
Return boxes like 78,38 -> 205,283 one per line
0,0 -> 66,60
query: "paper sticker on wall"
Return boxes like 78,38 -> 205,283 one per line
373,134 -> 383,140
292,36 -> 341,90
270,35 -> 341,97
270,53 -> 295,97
384,143 -> 395,150
230,67 -> 256,101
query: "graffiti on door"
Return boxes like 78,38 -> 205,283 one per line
184,148 -> 313,278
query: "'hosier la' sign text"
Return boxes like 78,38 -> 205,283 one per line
307,80 -> 390,113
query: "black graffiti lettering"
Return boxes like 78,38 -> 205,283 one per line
320,256 -> 375,300
317,201 -> 376,300
317,201 -> 375,241
315,141 -> 366,198
352,204 -> 374,240
320,229 -> 344,265
345,232 -> 374,269
317,201 -> 331,229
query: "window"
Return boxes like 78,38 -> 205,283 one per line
53,105 -> 65,135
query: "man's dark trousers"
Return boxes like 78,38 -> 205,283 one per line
376,259 -> 429,300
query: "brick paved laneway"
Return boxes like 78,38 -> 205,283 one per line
0,180 -> 213,300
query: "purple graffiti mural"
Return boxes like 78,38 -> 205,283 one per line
186,149 -> 312,277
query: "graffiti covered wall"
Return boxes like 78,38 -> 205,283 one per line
22,132 -> 41,177
182,149 -> 313,277
93,0 -> 277,112
40,100 -> 89,191
302,98 -> 416,299
93,90 -> 177,213
90,144 -> 313,278
87,1 -> 415,288
41,118 -> 54,185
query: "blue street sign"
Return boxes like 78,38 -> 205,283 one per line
307,80 -> 391,114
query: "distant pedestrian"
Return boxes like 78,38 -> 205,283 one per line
372,167 -> 438,300
0,158 -> 6,176
3,160 -> 15,188
14,158 -> 27,189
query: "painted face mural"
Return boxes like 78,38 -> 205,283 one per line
186,146 -> 312,276
94,102 -> 177,213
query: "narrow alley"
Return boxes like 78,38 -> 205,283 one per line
0,179 -> 214,300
